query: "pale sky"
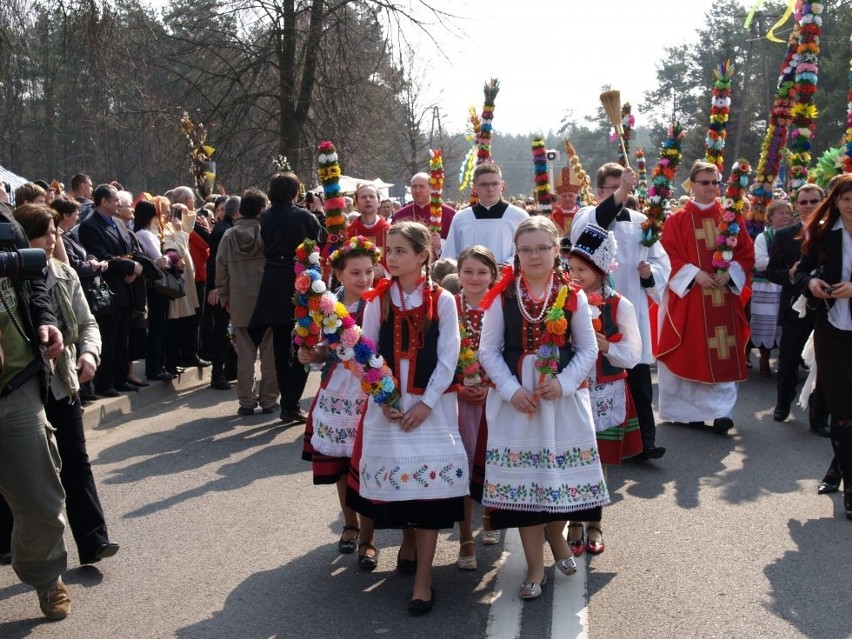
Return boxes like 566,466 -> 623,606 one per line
407,0 -> 753,134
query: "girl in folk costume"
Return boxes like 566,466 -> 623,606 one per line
454,245 -> 500,571
566,224 -> 642,557
479,216 -> 608,600
298,237 -> 380,571
349,221 -> 468,616
750,199 -> 793,375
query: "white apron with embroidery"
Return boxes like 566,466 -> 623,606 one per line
310,362 -> 368,458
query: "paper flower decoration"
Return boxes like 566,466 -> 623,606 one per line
787,2 -> 822,192
293,240 -> 400,408
428,150 -> 444,234
748,23 -> 800,237
617,102 -> 635,167
705,60 -> 735,175
641,122 -> 686,247
531,136 -> 553,215
810,146 -> 844,189
713,159 -> 751,274
458,106 -> 481,193
179,111 -> 216,198
470,78 -> 500,207
563,138 -> 595,206
635,149 -> 648,212
535,284 -> 573,379
318,140 -> 346,272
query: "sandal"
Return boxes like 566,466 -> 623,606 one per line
481,513 -> 501,545
357,543 -> 379,572
567,523 -> 585,557
519,573 -> 547,600
586,525 -> 605,555
338,524 -> 360,554
456,540 -> 477,571
555,556 -> 577,576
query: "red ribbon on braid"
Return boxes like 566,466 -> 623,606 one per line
480,264 -> 515,310
361,277 -> 393,302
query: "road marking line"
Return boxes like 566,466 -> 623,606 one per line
484,527 -> 526,639
551,523 -> 588,639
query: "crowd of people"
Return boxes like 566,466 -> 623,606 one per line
1,158 -> 850,621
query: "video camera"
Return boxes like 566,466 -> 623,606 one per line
0,222 -> 48,280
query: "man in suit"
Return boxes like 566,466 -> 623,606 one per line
766,184 -> 829,436
78,184 -> 144,397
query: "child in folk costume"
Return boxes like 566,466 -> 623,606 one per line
349,221 -> 468,616
454,245 -> 500,571
479,216 -> 608,600
566,224 -> 642,557
298,237 -> 380,571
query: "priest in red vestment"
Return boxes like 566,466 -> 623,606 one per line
550,166 -> 580,240
347,183 -> 390,277
656,161 -> 755,434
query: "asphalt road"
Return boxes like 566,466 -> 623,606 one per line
1,363 -> 850,638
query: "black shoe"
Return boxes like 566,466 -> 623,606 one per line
80,541 -> 120,565
127,379 -> 150,388
281,409 -> 308,424
817,479 -> 840,495
183,356 -> 211,368
114,383 -> 139,392
845,493 -> 852,521
357,543 -> 379,572
95,387 -> 120,398
396,548 -> 417,575
148,371 -> 176,382
408,588 -> 435,616
642,446 -> 666,460
210,378 -> 232,391
810,423 -> 831,438
712,418 -> 734,435
773,404 -> 791,422
237,406 -> 255,416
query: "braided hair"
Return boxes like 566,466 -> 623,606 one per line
384,220 -> 435,332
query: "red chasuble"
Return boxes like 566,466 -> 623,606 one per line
550,205 -> 578,239
656,200 -> 755,384
347,216 -> 390,265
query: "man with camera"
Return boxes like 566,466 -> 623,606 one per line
0,202 -> 71,620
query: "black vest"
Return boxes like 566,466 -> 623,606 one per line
378,286 -> 441,393
501,287 -> 574,378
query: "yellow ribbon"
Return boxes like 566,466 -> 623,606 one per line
743,0 -> 797,43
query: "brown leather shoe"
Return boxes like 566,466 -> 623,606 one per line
38,578 -> 71,620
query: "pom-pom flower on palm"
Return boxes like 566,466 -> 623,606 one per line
641,122 -> 686,247
749,24 -> 801,236
713,159 -> 751,274
616,103 -> 635,167
293,239 -> 400,409
787,1 -> 823,192
317,141 -> 347,269
705,60 -> 735,175
531,136 -> 553,215
635,149 -> 648,211
428,150 -> 444,234
845,33 -> 852,174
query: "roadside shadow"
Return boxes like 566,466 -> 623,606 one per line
763,517 -> 852,639
175,538 -> 493,639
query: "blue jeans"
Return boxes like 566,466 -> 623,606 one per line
0,377 -> 67,589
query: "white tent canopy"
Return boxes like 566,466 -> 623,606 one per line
0,163 -> 29,201
313,176 -> 394,199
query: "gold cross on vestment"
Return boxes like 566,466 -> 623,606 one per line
694,218 -> 718,251
703,285 -> 726,307
707,326 -> 737,360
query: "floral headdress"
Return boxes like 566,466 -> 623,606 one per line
748,23 -> 800,236
293,240 -> 400,409
787,2 -> 823,192
713,159 -> 750,273
428,150 -> 444,234
328,235 -> 381,269
641,122 -> 686,247
317,141 -> 347,266
705,60 -> 735,175
532,136 -> 553,215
